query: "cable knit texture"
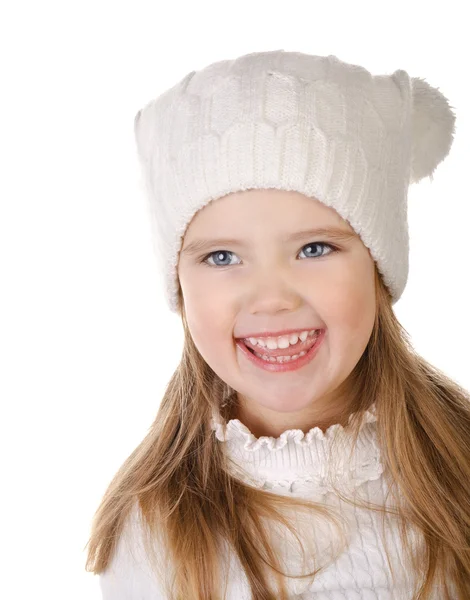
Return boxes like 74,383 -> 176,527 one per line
99,402 -> 445,599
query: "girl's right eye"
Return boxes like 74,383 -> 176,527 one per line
199,242 -> 339,268
200,250 -> 240,267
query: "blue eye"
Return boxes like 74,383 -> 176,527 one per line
199,242 -> 339,268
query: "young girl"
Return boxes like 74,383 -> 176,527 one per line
85,50 -> 470,599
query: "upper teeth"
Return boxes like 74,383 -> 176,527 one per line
245,329 -> 318,350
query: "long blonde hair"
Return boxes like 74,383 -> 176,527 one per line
85,266 -> 470,599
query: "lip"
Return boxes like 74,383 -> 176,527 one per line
236,329 -> 325,373
236,327 -> 322,340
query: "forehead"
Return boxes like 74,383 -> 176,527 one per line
186,189 -> 352,232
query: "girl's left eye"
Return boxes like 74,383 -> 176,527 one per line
199,242 -> 339,268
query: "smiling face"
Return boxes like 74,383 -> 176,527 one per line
177,189 -> 377,437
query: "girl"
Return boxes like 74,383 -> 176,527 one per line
85,50 -> 470,599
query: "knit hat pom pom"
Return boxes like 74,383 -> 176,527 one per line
410,76 -> 457,184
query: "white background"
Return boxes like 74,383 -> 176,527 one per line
1,1 -> 468,598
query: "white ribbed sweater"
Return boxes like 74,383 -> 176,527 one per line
99,403 -> 441,599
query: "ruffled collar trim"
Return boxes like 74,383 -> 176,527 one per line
210,402 -> 378,450
210,402 -> 383,497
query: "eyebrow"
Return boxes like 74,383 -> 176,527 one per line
181,227 -> 357,256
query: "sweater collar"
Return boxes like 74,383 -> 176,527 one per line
210,402 -> 383,498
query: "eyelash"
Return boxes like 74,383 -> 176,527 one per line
198,242 -> 340,268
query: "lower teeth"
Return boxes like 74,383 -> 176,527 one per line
254,350 -> 308,363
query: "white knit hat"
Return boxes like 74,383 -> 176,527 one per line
133,49 -> 456,313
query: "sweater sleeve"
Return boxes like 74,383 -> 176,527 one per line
99,503 -> 168,600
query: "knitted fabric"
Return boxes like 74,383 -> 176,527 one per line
133,49 -> 456,313
210,401 -> 382,499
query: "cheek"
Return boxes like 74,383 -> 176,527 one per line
319,266 -> 376,344
183,292 -> 234,364
180,267 -> 231,312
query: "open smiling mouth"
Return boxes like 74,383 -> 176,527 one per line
235,330 -> 325,372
